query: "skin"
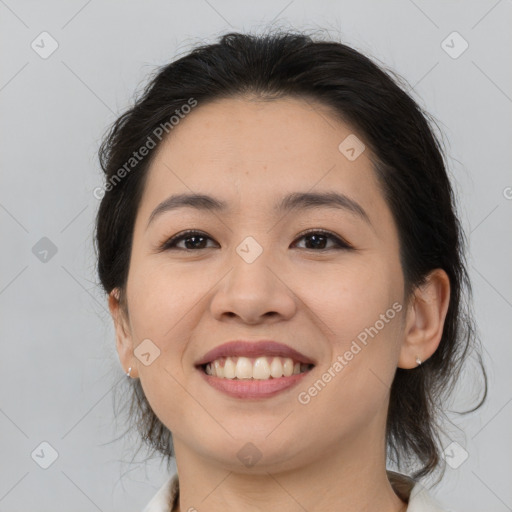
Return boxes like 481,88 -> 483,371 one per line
109,96 -> 451,512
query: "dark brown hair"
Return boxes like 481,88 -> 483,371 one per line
95,29 -> 487,482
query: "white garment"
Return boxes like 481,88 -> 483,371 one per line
142,470 -> 452,512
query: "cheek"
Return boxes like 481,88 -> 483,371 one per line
295,312 -> 403,447
300,257 -> 402,346
295,257 -> 403,413
124,262 -> 196,418
126,259 -> 201,340
125,261 -> 202,435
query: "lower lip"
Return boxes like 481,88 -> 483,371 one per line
198,368 -> 312,399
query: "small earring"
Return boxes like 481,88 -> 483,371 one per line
415,356 -> 422,366
126,367 -> 132,377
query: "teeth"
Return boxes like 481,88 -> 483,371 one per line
283,358 -> 294,377
270,357 -> 283,378
235,357 -> 253,379
223,358 -> 236,379
204,356 -> 312,380
253,357 -> 271,380
214,360 -> 224,378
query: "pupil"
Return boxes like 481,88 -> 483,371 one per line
307,234 -> 325,249
186,236 -> 205,249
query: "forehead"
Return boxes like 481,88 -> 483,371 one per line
153,96 -> 366,171
138,96 -> 387,224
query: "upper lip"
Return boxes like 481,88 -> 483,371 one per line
195,340 -> 316,367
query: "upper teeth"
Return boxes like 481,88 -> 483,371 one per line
204,356 -> 311,380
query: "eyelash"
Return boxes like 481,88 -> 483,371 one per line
158,229 -> 353,252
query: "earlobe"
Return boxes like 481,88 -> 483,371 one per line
108,288 -> 136,377
398,269 -> 451,369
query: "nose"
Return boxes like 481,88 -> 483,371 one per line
209,243 -> 297,325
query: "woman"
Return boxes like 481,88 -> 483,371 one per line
95,30 -> 487,512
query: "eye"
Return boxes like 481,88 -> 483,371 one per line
159,230 -> 218,251
159,228 -> 352,252
291,229 -> 352,251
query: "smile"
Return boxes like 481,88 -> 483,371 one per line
198,356 -> 315,399
202,356 -> 313,380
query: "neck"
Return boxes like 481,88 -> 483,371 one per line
171,426 -> 407,512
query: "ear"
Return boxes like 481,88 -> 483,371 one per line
398,269 -> 451,369
108,288 -> 137,378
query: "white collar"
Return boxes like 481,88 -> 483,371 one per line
142,470 -> 448,512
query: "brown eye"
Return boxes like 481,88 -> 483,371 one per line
160,230 -> 218,251
291,229 -> 352,251
159,229 -> 352,252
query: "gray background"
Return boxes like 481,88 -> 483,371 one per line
1,0 -> 511,511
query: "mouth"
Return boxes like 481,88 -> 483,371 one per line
198,356 -> 315,380
195,340 -> 316,399
197,358 -> 314,399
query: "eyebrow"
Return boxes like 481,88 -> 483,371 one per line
146,191 -> 371,228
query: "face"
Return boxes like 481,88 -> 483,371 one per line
114,96 -> 408,472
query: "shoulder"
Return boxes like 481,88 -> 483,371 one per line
406,481 -> 454,512
142,473 -> 178,512
387,470 -> 453,512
